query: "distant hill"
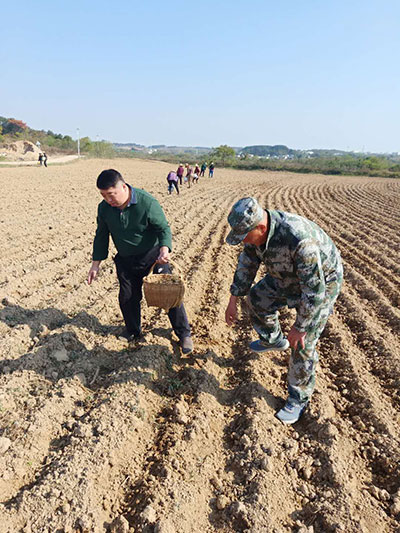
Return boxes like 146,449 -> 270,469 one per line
113,143 -> 212,155
112,141 -> 385,160
240,145 -> 296,157
113,142 -> 146,151
239,145 -> 366,159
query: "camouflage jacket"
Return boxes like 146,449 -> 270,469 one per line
230,210 -> 342,331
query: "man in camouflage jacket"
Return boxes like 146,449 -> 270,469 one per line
225,197 -> 343,424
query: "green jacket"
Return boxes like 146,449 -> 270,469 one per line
92,186 -> 172,260
230,210 -> 342,331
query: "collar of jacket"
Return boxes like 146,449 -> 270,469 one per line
257,209 -> 275,251
126,184 -> 137,206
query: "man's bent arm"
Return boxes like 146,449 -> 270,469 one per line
148,199 -> 173,251
293,240 -> 326,331
230,245 -> 261,296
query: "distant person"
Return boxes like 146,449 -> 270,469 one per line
225,197 -> 343,424
167,170 -> 179,195
176,164 -> 185,185
193,164 -> 200,184
185,163 -> 193,188
209,162 -> 215,178
43,153 -> 48,167
38,153 -> 44,166
87,169 -> 193,354
200,162 -> 207,177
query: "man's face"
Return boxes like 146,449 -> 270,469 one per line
99,181 -> 129,208
243,224 -> 267,247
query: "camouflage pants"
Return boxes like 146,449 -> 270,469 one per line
247,268 -> 343,403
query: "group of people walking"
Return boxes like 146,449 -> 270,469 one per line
88,168 -> 343,425
166,162 -> 215,195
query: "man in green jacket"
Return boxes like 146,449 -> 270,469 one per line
88,169 -> 193,354
225,197 -> 342,424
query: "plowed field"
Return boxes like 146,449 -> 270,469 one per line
0,159 -> 399,533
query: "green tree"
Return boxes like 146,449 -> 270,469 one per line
362,156 -> 388,171
92,141 -> 115,158
60,135 -> 75,150
209,144 -> 236,166
80,137 -> 93,152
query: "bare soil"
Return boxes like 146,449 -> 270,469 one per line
0,159 -> 399,533
0,141 -> 42,162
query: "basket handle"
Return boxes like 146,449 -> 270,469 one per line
148,260 -> 182,275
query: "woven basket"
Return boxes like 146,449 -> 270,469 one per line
143,262 -> 185,311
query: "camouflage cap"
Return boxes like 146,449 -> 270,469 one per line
226,197 -> 264,245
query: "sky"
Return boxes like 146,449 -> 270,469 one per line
1,0 -> 400,152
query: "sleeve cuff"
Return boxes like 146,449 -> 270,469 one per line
230,286 -> 249,297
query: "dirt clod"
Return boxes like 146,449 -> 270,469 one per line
216,494 -> 230,510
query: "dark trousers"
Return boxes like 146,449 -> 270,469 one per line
167,180 -> 179,194
177,175 -> 183,185
114,247 -> 191,339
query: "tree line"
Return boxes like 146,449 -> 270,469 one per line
121,144 -> 400,178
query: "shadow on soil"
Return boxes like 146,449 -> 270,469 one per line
0,303 -> 281,410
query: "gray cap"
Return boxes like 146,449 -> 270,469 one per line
226,197 -> 264,245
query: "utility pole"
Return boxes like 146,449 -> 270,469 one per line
77,128 -> 80,157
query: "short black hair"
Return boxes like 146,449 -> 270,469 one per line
96,169 -> 125,189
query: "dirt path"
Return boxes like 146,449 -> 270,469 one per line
0,155 -> 79,166
0,159 -> 399,532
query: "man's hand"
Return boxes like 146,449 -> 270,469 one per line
88,261 -> 101,285
157,246 -> 170,264
287,326 -> 307,351
225,295 -> 238,326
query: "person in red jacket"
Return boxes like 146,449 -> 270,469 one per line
193,164 -> 200,184
176,163 -> 185,185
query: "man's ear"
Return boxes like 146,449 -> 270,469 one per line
258,222 -> 267,232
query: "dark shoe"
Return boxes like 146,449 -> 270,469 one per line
128,333 -> 147,345
117,328 -> 134,341
180,336 -> 193,355
117,328 -> 144,343
249,337 -> 290,353
275,399 -> 308,425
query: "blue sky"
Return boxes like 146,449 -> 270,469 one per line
2,0 -> 399,152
